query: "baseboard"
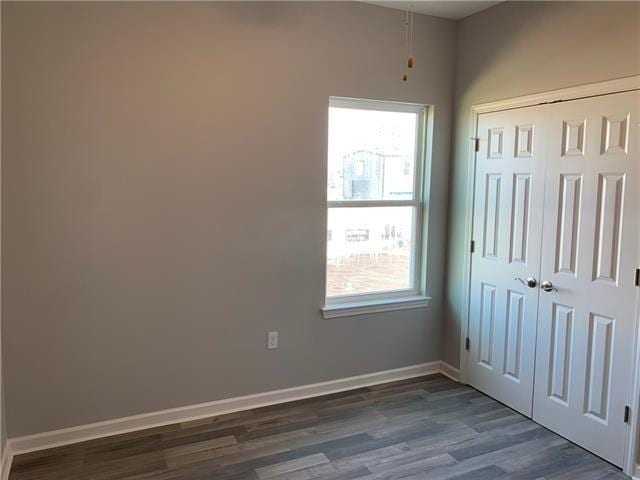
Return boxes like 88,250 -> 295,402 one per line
439,361 -> 460,382
1,444 -> 13,480
9,361 -> 442,456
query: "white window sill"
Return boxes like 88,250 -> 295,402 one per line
321,295 -> 431,319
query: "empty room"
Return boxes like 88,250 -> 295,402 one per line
1,1 -> 640,479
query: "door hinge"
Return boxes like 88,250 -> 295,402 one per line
474,138 -> 480,152
624,405 -> 631,423
635,268 -> 640,287
470,240 -> 475,254
465,337 -> 470,351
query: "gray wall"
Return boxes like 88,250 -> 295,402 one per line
2,2 -> 455,437
443,1 -> 640,367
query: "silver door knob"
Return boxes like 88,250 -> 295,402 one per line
515,277 -> 537,288
540,280 -> 557,292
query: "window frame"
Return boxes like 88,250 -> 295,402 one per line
324,97 -> 429,310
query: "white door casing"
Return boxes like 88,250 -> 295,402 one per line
532,90 -> 639,467
467,105 -> 548,416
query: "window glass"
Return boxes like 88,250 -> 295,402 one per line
326,99 -> 426,302
327,108 -> 417,201
327,206 -> 414,296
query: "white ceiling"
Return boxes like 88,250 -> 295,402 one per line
365,1 -> 502,20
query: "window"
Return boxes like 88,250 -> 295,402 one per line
324,98 -> 430,316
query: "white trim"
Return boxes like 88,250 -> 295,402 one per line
458,75 -> 640,477
1,443 -> 12,480
472,75 -> 640,114
627,202 -> 640,477
322,295 -> 431,319
325,287 -> 421,305
457,99 -> 479,386
329,96 -> 427,114
439,362 -> 460,383
8,361 -> 442,456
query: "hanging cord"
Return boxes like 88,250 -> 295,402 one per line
402,8 -> 409,81
403,5 -> 414,82
408,5 -> 414,69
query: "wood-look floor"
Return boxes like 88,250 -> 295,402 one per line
9,374 -> 627,480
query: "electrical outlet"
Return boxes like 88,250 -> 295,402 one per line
267,331 -> 278,350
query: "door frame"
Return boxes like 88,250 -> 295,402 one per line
457,75 -> 640,477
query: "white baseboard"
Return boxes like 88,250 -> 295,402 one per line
9,361 -> 443,456
439,361 -> 460,382
1,444 -> 13,480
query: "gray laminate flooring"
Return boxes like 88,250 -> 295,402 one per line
8,374 -> 628,479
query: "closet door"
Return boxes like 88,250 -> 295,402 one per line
533,90 -> 639,467
467,106 -> 547,416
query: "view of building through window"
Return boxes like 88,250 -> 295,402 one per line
326,102 -> 423,298
327,207 -> 413,295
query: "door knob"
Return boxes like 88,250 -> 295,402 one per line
540,280 -> 557,292
515,277 -> 537,288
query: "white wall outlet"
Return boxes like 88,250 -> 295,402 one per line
267,331 -> 278,350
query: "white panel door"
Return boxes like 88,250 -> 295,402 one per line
468,106 -> 547,416
532,90 -> 639,467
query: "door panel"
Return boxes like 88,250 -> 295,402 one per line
555,173 -> 582,275
532,90 -> 639,467
548,303 -> 574,405
468,106 -> 547,416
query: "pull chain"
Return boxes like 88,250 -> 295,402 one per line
408,5 -> 414,69
403,5 -> 414,82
